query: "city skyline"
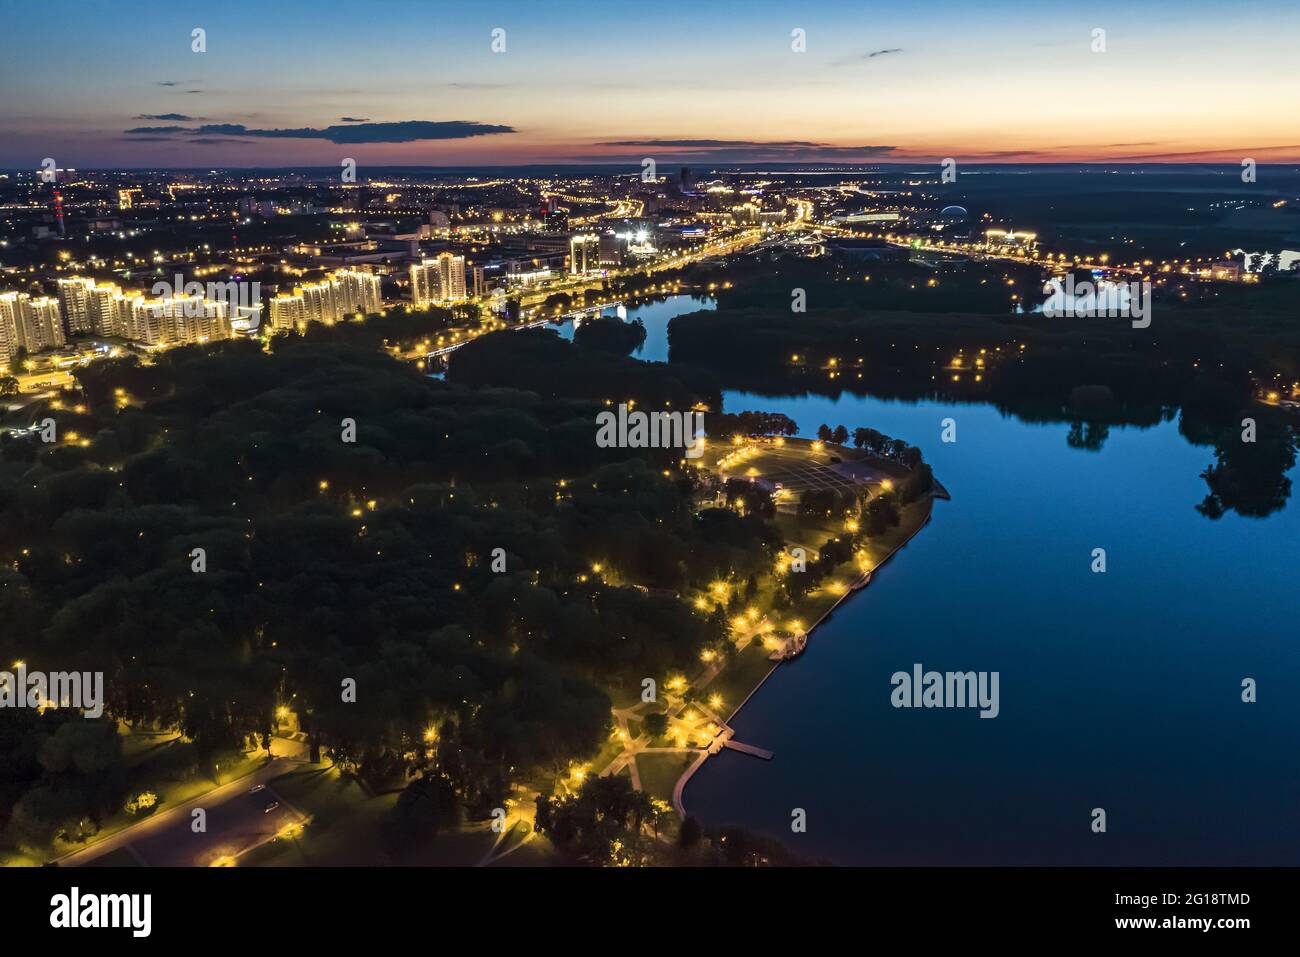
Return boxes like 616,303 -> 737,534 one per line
4,0 -> 1299,169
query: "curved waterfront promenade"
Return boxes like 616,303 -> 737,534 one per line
673,488 -> 947,818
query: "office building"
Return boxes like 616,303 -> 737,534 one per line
569,233 -> 600,275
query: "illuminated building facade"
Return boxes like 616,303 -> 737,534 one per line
0,292 -> 66,366
410,254 -> 468,306
269,269 -> 382,331
569,233 -> 600,275
983,229 -> 1038,255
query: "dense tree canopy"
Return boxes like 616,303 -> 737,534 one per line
0,332 -> 780,838
572,316 -> 648,356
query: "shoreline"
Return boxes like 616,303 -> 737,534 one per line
672,490 -> 944,818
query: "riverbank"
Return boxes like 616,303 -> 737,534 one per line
671,486 -> 944,817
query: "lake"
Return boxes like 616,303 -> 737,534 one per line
614,294 -> 1300,865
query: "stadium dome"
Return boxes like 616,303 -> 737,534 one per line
940,205 -> 969,217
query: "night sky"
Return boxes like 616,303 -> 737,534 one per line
2,0 -> 1297,168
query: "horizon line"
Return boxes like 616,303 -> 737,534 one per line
6,160 -> 1300,173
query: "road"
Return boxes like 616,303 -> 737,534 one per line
411,224 -> 789,363
59,748 -> 309,868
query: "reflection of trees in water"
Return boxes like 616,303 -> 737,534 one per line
1179,410 -> 1298,519
1195,424 -> 1297,519
711,367 -> 1298,520
1066,421 -> 1110,451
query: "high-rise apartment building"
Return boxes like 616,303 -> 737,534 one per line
28,297 -> 64,351
333,268 -> 383,317
410,254 -> 467,306
0,297 -> 20,368
56,277 -> 94,335
0,292 -> 66,366
46,277 -> 234,348
268,293 -> 306,332
88,283 -> 131,337
268,270 -> 381,332
154,297 -> 232,345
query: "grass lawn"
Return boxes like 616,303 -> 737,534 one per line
634,751 -> 696,806
485,831 -> 558,866
606,676 -> 654,710
243,763 -> 502,867
699,643 -> 777,722
585,730 -> 630,777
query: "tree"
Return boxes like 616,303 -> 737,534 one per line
831,425 -> 849,445
0,375 -> 18,397
534,794 -> 553,832
7,716 -> 125,850
900,463 -> 934,504
627,787 -> 656,850
537,774 -> 647,863
0,332 -> 811,833
853,427 -> 886,454
678,814 -> 703,850
8,346 -> 28,377
861,494 -> 901,536
573,317 -> 647,356
381,772 -> 458,855
642,712 -> 668,739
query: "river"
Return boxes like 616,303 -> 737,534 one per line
579,294 -> 1300,864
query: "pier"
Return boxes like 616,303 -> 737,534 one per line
723,739 -> 774,760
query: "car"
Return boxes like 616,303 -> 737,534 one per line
263,801 -> 280,814
250,784 -> 265,793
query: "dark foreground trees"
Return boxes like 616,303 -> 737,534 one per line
0,333 -> 777,847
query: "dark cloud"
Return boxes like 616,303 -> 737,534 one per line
831,48 -> 904,66
156,81 -> 179,87
340,117 -> 370,123
122,120 -> 514,144
191,124 -> 250,136
134,114 -> 198,121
